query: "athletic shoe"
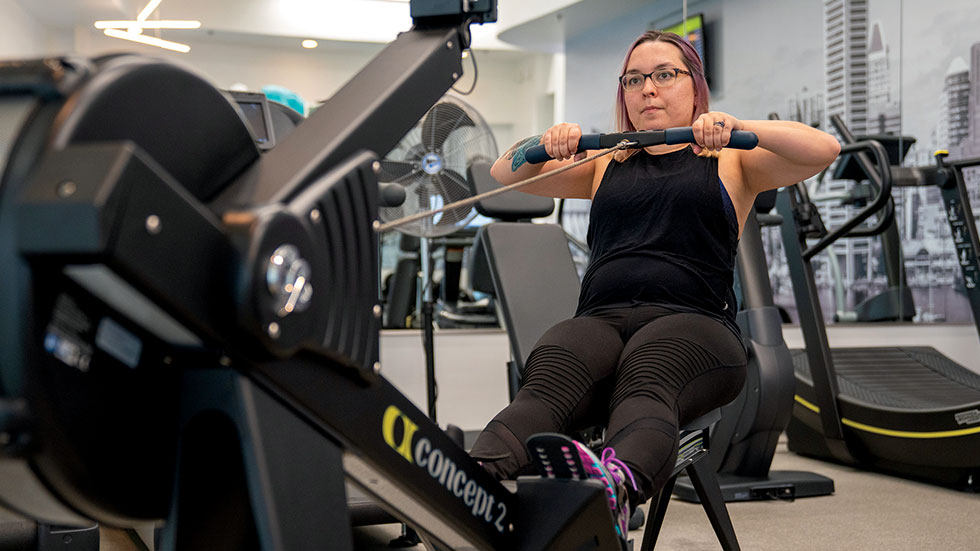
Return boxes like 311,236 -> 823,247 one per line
573,442 -> 637,539
527,433 -> 639,542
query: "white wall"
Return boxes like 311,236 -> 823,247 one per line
380,329 -> 512,431
0,0 -> 72,59
562,0 -> 723,133
71,28 -> 382,106
0,4 -> 557,153
67,28 -> 555,149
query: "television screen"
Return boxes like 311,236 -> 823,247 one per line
662,14 -> 706,69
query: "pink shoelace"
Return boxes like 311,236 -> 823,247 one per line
600,448 -> 638,491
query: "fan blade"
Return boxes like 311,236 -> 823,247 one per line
439,125 -> 496,173
378,159 -> 417,183
378,169 -> 476,237
428,169 -> 474,227
385,127 -> 421,159
421,102 -> 476,153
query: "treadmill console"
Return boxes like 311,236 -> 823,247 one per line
229,90 -> 276,151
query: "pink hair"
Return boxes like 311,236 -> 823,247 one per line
614,30 -> 710,132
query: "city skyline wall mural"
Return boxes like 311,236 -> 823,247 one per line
710,0 -> 980,325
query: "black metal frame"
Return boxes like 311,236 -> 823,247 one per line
795,140 -> 892,261
642,416 -> 738,551
826,114 -> 897,239
775,138 -> 891,464
934,154 -> 980,328
829,114 -> 912,321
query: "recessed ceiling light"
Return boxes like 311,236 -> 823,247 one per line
302,39 -> 319,49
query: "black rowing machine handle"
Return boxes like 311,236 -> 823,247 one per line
524,127 -> 759,164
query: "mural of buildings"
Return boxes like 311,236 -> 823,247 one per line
825,0 -> 869,135
911,40 -> 980,323
785,87 -> 824,129
807,0 -> 880,319
867,22 -> 901,135
954,43 -> 980,159
945,58 -> 970,148
766,2 -> 980,324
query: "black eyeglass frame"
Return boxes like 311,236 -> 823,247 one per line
619,67 -> 692,91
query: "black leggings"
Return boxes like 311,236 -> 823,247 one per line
470,305 -> 747,506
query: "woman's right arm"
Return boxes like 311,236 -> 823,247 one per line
489,123 -> 596,199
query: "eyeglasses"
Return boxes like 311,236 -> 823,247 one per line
619,68 -> 692,91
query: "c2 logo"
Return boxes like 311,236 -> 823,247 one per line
382,405 -> 419,463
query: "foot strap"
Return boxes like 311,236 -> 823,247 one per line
526,433 -> 588,480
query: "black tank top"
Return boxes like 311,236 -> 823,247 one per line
575,147 -> 740,335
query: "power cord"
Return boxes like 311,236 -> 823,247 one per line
451,47 -> 478,95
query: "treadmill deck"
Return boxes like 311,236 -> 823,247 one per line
791,347 -> 980,410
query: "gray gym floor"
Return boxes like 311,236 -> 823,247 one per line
651,437 -> 980,550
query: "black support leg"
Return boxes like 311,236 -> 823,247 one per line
687,456 -> 740,551
639,476 -> 676,551
158,369 -> 352,551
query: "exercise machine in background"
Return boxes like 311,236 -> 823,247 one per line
674,190 -> 835,503
806,115 -> 915,322
777,130 -> 980,490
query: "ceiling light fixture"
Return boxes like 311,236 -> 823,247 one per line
95,0 -> 199,53
302,39 -> 319,49
137,0 -> 164,22
103,29 -> 192,53
95,20 -> 202,29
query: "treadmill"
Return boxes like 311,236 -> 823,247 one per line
776,126 -> 980,490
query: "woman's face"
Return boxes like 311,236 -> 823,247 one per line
623,40 -> 696,131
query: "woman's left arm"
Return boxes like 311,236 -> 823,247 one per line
692,112 -> 841,194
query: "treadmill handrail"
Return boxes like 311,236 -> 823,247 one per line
801,139 -> 892,260
829,114 -> 910,302
941,156 -> 980,171
776,188 -> 857,464
827,113 -> 897,239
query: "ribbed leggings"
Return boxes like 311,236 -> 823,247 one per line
469,305 -> 747,506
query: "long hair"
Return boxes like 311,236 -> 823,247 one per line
614,30 -> 710,132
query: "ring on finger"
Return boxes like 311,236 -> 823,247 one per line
714,120 -> 726,128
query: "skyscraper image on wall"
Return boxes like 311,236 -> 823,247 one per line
763,0 -> 980,324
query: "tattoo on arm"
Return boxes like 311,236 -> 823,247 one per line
504,135 -> 541,172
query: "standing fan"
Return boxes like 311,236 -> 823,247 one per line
378,95 -> 498,422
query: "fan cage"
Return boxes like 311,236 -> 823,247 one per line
378,94 -> 498,238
